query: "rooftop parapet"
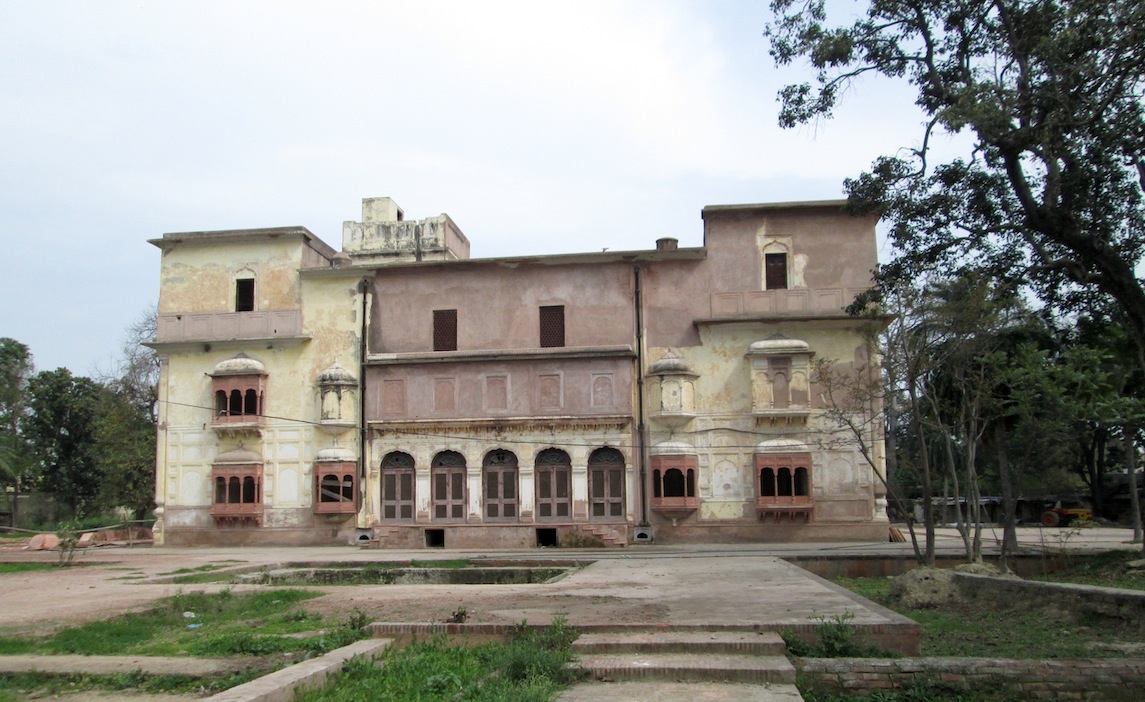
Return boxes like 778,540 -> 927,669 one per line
342,197 -> 470,263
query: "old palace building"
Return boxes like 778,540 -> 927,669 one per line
148,197 -> 888,546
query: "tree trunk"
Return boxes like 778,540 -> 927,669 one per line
1126,431 -> 1142,544
996,424 -> 1018,565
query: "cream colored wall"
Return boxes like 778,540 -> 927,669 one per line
154,242 -> 363,539
157,239 -> 304,314
645,321 -> 883,523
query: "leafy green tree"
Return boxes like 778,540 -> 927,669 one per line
765,0 -> 1145,373
93,308 -> 158,519
0,338 -> 33,525
93,390 -> 155,519
24,369 -> 105,516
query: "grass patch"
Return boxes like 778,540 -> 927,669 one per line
159,563 -> 231,576
800,677 -> 1024,702
0,669 -> 264,700
0,563 -> 54,575
783,613 -> 898,658
834,571 -> 1140,658
1029,548 -> 1145,590
296,618 -> 583,702
409,558 -> 471,569
0,589 -> 366,658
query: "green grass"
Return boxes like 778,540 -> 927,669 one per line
296,619 -> 583,702
834,570 -> 1139,658
1029,548 -> 1145,590
0,589 -> 366,658
799,678 -> 1025,702
0,563 -> 54,575
0,669 -> 264,701
159,562 -> 234,576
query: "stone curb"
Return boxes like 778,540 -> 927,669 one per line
203,638 -> 391,702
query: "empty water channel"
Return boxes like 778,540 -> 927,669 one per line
156,559 -> 584,586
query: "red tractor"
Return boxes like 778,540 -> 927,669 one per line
1040,504 -> 1092,527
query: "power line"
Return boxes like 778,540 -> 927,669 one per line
159,398 -> 873,454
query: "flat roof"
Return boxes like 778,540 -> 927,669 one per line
701,199 -> 850,218
148,226 -> 339,259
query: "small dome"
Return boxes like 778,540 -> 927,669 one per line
748,334 -> 810,356
212,352 -> 266,376
316,446 -> 356,462
317,363 -> 356,386
647,350 -> 697,376
650,440 -> 696,456
215,447 -> 263,464
755,438 -> 810,454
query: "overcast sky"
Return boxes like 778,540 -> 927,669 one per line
0,0 -> 943,376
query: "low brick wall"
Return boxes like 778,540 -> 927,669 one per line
954,573 -> 1145,628
797,657 -> 1145,700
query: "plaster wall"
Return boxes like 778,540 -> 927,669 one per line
642,321 -> 882,528
370,261 -> 634,353
154,253 -> 363,543
156,239 -> 304,315
641,207 -> 878,348
366,357 -> 632,421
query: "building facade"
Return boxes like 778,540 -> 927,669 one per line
148,197 -> 888,546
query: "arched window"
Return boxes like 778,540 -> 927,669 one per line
754,452 -> 813,522
210,451 -> 263,524
588,448 -> 625,520
794,466 -> 809,497
483,449 -> 518,521
650,453 -> 698,515
319,474 -> 341,502
760,467 -> 776,497
432,451 -> 466,521
381,452 -> 415,521
210,354 -> 267,427
314,461 -> 357,515
535,449 -> 571,521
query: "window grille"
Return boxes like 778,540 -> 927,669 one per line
539,305 -> 565,348
765,253 -> 788,290
433,309 -> 457,351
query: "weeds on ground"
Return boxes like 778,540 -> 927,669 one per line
783,612 -> 898,658
0,589 -> 365,658
0,669 -> 264,700
799,677 -> 1024,702
54,518 -> 81,567
295,617 -> 584,702
833,570 -> 1138,658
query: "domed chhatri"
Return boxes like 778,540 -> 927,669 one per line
748,333 -> 811,356
647,349 -> 698,377
212,352 -> 267,376
317,363 -> 356,386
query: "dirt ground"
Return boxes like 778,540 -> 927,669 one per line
2,526 -> 1139,635
1,527 -> 1139,699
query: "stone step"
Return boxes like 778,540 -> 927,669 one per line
577,653 -> 795,685
573,630 -> 786,656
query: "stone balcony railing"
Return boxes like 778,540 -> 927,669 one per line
708,288 -> 869,319
155,310 -> 303,343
